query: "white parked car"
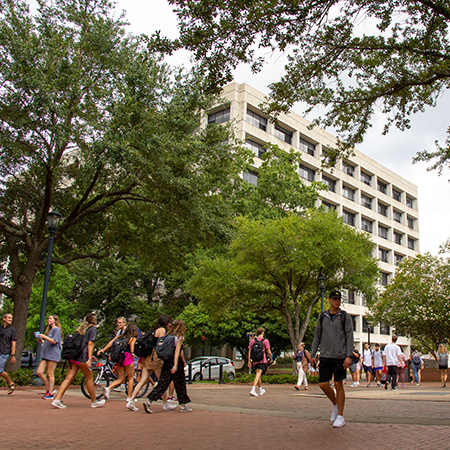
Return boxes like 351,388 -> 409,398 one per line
185,356 -> 235,381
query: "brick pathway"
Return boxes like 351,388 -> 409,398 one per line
2,382 -> 449,449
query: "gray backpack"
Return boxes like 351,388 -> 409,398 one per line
438,352 -> 448,366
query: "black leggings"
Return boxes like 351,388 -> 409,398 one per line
147,357 -> 190,405
386,365 -> 398,388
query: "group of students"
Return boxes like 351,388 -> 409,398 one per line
21,311 -> 192,412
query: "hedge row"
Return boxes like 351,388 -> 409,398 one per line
0,367 -> 83,387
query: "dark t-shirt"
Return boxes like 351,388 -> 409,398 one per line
351,349 -> 360,365
0,325 -> 18,355
80,327 -> 97,363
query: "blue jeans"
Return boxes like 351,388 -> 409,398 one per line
412,363 -> 420,382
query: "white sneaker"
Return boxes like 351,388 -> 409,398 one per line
333,415 -> 345,428
180,406 -> 192,413
51,399 -> 67,409
259,388 -> 265,395
91,399 -> 106,408
330,404 -> 338,422
163,402 -> 177,411
113,385 -> 126,392
103,387 -> 110,400
126,400 -> 139,412
350,382 -> 357,387
143,400 -> 153,414
249,389 -> 259,397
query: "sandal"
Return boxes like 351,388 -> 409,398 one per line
8,383 -> 16,395
294,386 -> 300,391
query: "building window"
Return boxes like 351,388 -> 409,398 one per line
378,225 -> 389,240
393,210 -> 402,224
377,180 -> 388,194
322,201 -> 336,212
394,231 -> 403,245
299,137 -> 315,156
379,248 -> 389,263
208,107 -> 230,124
299,164 -> 315,182
361,171 -> 372,186
408,237 -> 415,250
361,194 -> 372,209
347,290 -> 355,304
378,202 -> 388,217
246,109 -> 267,131
245,139 -> 266,158
379,321 -> 390,335
243,170 -> 258,186
381,272 -> 389,286
407,216 -> 415,230
274,125 -> 293,144
361,218 -> 373,233
342,161 -> 355,177
395,253 -> 404,266
322,176 -> 336,193
363,318 -> 374,333
406,196 -> 414,208
351,315 -> 357,332
342,185 -> 355,201
392,188 -> 402,202
343,210 -> 355,227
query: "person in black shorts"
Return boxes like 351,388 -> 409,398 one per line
310,290 -> 354,428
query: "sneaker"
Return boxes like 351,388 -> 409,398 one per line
330,404 -> 338,422
113,385 -> 126,392
249,389 -> 258,397
384,381 -> 389,390
126,400 -> 139,412
43,392 -> 54,400
377,382 -> 381,387
417,383 -> 420,386
350,382 -> 356,387
356,382 -> 360,386
51,399 -> 67,409
258,388 -> 265,395
392,387 -> 397,391
91,399 -> 106,408
103,387 -> 110,400
333,415 -> 345,428
367,383 -> 371,387
143,400 -> 153,414
180,406 -> 192,413
168,396 -> 178,402
163,402 -> 177,411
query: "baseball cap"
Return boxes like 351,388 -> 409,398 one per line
329,289 -> 342,300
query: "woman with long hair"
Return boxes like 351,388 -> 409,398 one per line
104,323 -> 139,401
294,342 -> 311,391
437,343 -> 448,387
37,314 -> 63,399
52,312 -> 105,409
126,314 -> 174,411
144,319 -> 191,413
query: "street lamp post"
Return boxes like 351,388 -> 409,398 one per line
33,210 -> 62,376
318,275 -> 326,313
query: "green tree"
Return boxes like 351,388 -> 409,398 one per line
188,211 -> 379,351
168,0 -> 450,168
0,0 -> 250,367
368,253 -> 450,355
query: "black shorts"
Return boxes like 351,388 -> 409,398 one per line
439,365 -> 448,370
318,357 -> 347,383
253,363 -> 267,373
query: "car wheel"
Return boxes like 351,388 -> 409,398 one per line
193,372 -> 202,382
226,372 -> 235,381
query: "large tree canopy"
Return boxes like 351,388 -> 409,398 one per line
188,211 -> 379,350
0,0 -> 250,366
368,253 -> 450,355
168,0 -> 450,168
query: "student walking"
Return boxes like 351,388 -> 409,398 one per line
362,343 -> 373,387
396,347 -> 408,387
310,290 -> 354,428
372,343 -> 384,387
52,312 -> 105,409
104,323 -> 139,402
126,315 -> 174,412
248,327 -> 272,397
410,349 -> 424,385
294,342 -> 311,390
0,313 -> 18,395
383,335 -> 402,390
144,320 -> 191,413
436,344 -> 448,387
36,314 -> 63,399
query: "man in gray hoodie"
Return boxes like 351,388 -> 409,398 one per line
310,290 -> 354,428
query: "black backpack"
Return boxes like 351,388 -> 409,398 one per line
134,330 -> 155,357
110,336 -> 129,363
250,338 -> 266,362
61,332 -> 84,361
155,334 -> 176,360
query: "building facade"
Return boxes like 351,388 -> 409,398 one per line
209,82 -> 420,354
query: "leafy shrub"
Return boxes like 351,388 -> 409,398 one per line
233,371 -> 318,384
275,355 -> 294,365
0,367 -> 83,387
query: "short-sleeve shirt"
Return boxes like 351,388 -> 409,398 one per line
80,326 -> 97,363
363,349 -> 373,366
248,337 -> 270,365
372,349 -> 384,367
0,325 -> 18,355
41,327 -> 62,362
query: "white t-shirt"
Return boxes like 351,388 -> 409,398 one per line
384,342 -> 401,366
363,349 -> 373,366
372,349 -> 384,368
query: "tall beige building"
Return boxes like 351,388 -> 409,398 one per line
209,82 -> 420,354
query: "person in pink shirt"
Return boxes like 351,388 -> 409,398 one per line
248,327 -> 272,396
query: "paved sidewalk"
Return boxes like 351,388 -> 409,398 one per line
2,382 -> 449,449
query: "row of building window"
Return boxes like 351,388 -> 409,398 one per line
344,315 -> 391,334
